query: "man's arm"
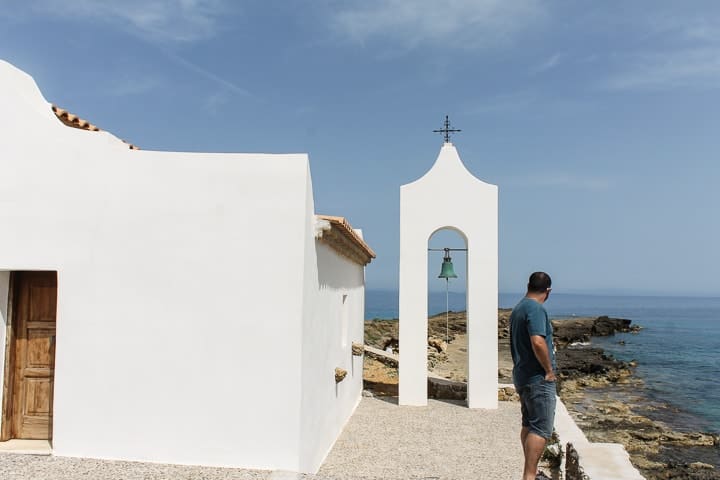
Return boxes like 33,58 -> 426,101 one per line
530,335 -> 557,381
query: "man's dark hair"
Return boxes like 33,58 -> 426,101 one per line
528,272 -> 552,293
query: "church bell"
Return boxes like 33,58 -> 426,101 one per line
438,249 -> 458,279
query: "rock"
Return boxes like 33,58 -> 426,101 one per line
631,431 -> 662,441
555,345 -> 632,381
661,432 -> 717,447
689,462 -> 715,470
427,349 -> 448,370
593,316 -> 633,335
542,432 -> 562,468
334,367 -> 347,383
498,367 -> 513,382
427,376 -> 466,400
428,337 -> 448,353
351,342 -> 364,356
564,443 -> 587,480
552,316 -> 636,347
362,389 -> 374,398
498,386 -> 518,402
498,308 -> 511,339
364,319 -> 398,350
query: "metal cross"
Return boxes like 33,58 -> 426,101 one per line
433,115 -> 461,143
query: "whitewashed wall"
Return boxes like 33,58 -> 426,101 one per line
0,271 -> 9,430
0,59 -> 363,473
399,143 -> 498,408
299,234 -> 365,473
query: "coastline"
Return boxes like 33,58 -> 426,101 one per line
551,316 -> 720,479
363,310 -> 720,480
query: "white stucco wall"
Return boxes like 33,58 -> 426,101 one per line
298,235 -> 365,473
0,271 -> 9,432
399,143 -> 498,408
0,59 -> 364,472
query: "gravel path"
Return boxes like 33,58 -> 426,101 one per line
0,397 -> 524,480
315,397 -> 523,480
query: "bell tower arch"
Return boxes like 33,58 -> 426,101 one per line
399,140 -> 498,408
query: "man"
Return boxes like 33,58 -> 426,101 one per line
510,272 -> 556,480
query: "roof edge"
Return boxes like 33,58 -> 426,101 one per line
315,215 -> 376,266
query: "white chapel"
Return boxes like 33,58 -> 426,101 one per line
0,59 -> 374,473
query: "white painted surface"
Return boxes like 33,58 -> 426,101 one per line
0,59 -> 366,473
0,271 -> 9,432
300,236 -> 365,472
555,398 -> 645,480
554,398 -> 589,447
399,143 -> 498,408
0,439 -> 52,455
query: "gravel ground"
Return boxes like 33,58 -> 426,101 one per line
0,397 -> 524,480
314,397 -> 523,480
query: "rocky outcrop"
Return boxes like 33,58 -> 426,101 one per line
554,326 -> 720,480
556,345 -> 634,380
552,316 -> 641,347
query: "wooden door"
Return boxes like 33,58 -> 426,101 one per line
9,271 -> 57,439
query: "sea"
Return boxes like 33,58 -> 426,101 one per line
365,290 -> 720,435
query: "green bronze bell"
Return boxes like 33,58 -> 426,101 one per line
438,250 -> 458,279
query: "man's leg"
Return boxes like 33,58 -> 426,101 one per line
522,432 -> 547,480
521,380 -> 557,479
520,426 -> 529,456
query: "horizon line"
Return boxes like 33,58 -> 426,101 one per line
365,288 -> 720,299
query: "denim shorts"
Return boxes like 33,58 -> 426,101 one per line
517,379 -> 557,439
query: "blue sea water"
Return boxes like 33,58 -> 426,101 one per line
365,290 -> 720,434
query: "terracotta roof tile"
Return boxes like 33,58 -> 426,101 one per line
51,104 -> 140,150
316,215 -> 376,266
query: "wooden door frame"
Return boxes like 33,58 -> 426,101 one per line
1,271 -> 17,441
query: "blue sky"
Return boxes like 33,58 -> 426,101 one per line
1,1 -> 719,296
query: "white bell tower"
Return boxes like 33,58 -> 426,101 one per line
399,118 -> 499,408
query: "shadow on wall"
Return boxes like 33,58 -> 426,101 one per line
316,243 -> 364,290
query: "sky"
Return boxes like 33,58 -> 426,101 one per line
1,1 -> 718,296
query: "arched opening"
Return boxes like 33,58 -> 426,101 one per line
427,227 -> 468,401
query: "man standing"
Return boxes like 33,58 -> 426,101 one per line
510,272 -> 556,480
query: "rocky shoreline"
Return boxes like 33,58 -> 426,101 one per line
551,315 -> 719,480
364,310 -> 720,480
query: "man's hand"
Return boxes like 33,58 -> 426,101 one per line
530,335 -> 556,382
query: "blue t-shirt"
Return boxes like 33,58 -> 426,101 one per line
510,297 -> 556,387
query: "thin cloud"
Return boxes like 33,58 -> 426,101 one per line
162,49 -> 251,97
645,12 -> 720,43
603,48 -> 720,91
18,1 -> 252,97
599,10 -> 720,91
532,53 -> 562,74
329,0 -> 546,50
29,0 -> 231,43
